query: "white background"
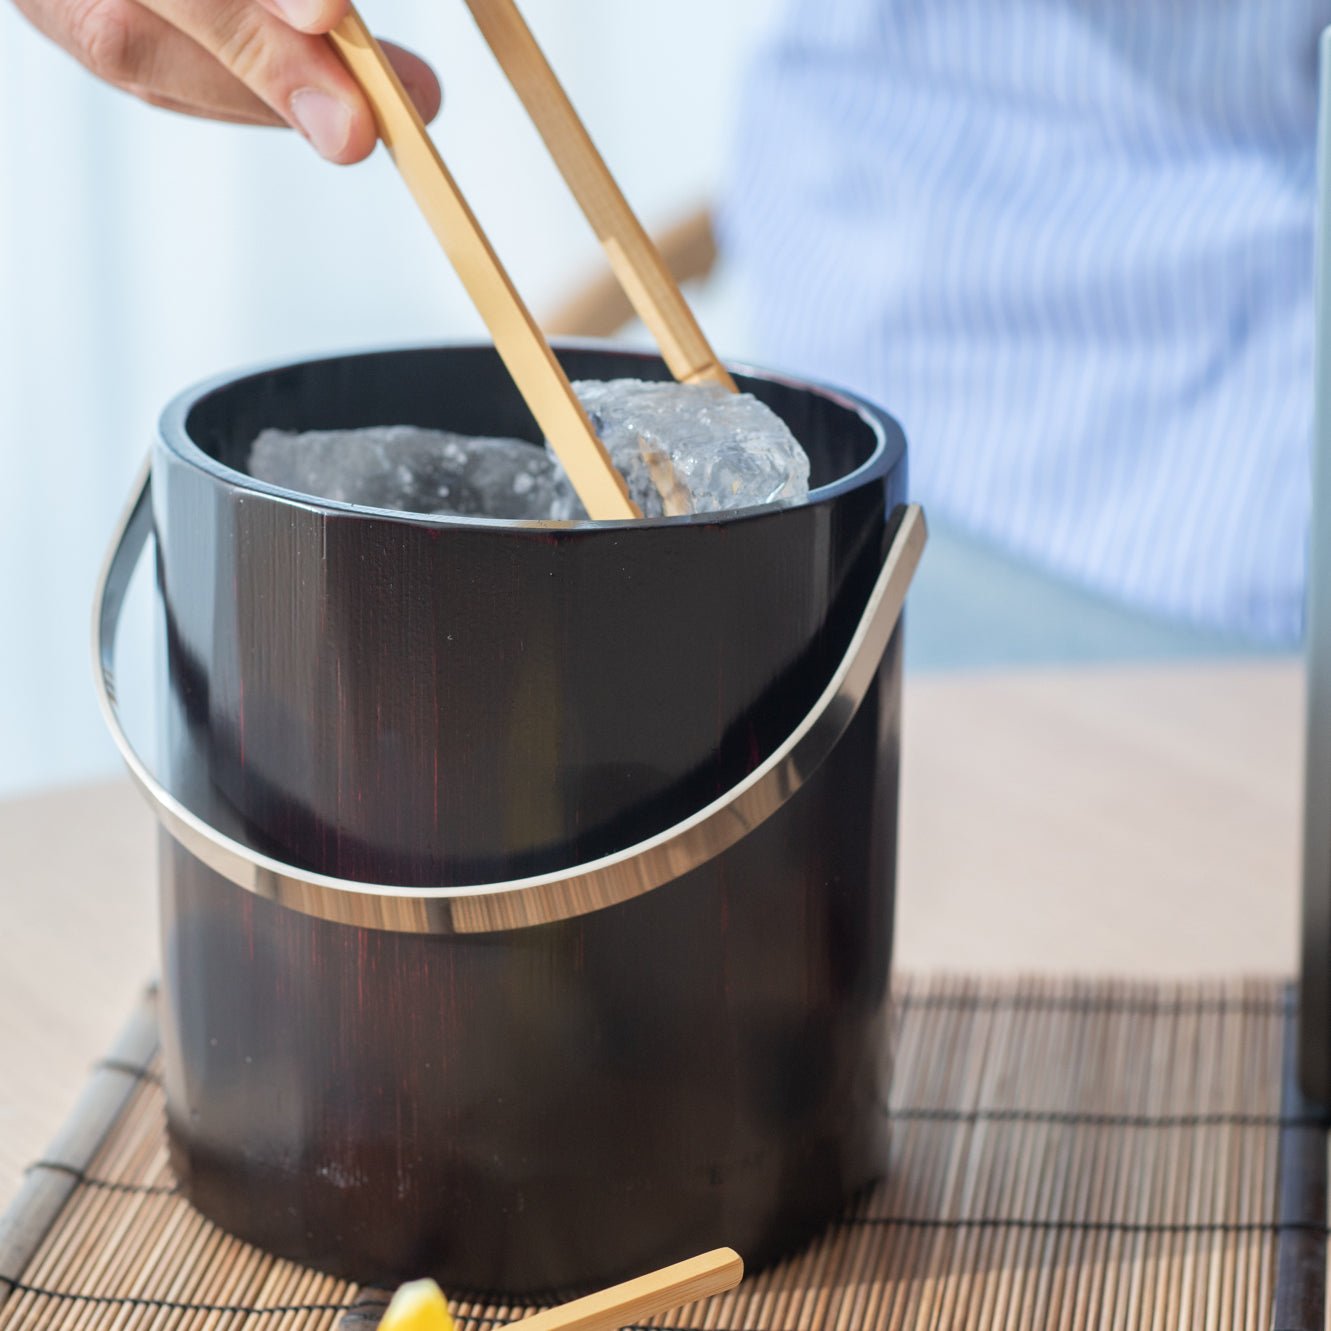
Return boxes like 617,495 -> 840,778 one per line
0,1 -> 776,797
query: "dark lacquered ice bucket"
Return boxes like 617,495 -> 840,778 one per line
94,343 -> 922,1297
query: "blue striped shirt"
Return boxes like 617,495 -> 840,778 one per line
721,0 -> 1324,643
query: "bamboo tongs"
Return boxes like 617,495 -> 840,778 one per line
328,3 -> 739,521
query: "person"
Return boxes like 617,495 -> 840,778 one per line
8,0 -> 440,162
721,2 -> 1324,652
12,0 -> 1316,656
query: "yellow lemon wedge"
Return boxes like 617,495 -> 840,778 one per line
379,1279 -> 456,1331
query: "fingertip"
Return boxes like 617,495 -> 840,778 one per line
382,42 -> 443,124
285,35 -> 439,164
263,0 -> 350,35
403,73 -> 443,126
289,85 -> 374,164
324,103 -> 379,164
306,0 -> 351,36
337,117 -> 379,165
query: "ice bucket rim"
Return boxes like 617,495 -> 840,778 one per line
156,339 -> 906,531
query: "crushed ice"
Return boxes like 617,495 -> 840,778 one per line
248,379 -> 810,520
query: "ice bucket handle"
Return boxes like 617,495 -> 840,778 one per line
94,458 -> 927,935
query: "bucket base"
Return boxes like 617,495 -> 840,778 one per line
169,1118 -> 888,1298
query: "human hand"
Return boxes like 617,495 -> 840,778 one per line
10,0 -> 441,163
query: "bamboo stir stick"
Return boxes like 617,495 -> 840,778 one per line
507,1248 -> 744,1331
462,0 -> 738,395
326,8 -> 640,521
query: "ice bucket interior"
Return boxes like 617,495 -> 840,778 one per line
174,344 -> 889,500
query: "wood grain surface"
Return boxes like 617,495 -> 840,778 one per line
0,659 -> 1304,1207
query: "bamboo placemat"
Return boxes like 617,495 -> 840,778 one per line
0,977 -> 1323,1331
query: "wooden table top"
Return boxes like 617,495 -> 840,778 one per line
0,658 -> 1306,1205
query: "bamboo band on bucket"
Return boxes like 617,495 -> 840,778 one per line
327,9 -> 639,521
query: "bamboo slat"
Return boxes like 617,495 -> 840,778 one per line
0,978 -> 1316,1331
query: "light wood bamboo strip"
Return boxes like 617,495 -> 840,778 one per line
951,980 -> 1035,1331
142,1208 -> 247,1329
965,987 -> 1047,1331
989,976 -> 1059,1328
942,974 -> 1015,1330
1245,1000 -> 1277,1325
1224,1008 -> 1253,1331
890,979 -> 979,1330
1184,994 -> 1224,1327
1027,974 -> 1091,1325
912,984 -> 984,1325
875,983 -> 969,1331
325,7 -> 639,522
1259,992 -> 1283,1325
1006,984 -> 1080,1331
1122,979 -> 1169,1327
1112,995 -> 1155,1331
462,0 -> 737,393
1013,982 -> 1079,1329
890,981 -> 977,1331
136,1167 -> 279,1331
834,982 -> 912,1331
1055,978 -> 1104,1315
0,988 -> 158,1317
1134,986 -> 1179,1331
54,1098 -> 183,1331
507,1248 -> 741,1331
1210,986 -> 1245,1323
1052,981 -> 1127,1331
174,1232 -> 253,1331
129,1213 -> 198,1331
836,982 -> 920,1331
871,978 -> 971,1331
1021,993 -> 1084,1331
13,1085 -> 155,1295
1146,988 -> 1194,1331
1226,1007 -> 1250,1331
1179,987 -> 1213,1325
1238,997 -> 1280,1331
1128,989 -> 1173,1331
1225,981 -> 1270,1331
1189,998 -> 1226,1330
1165,991 -> 1207,1329
899,979 -> 995,1331
78,1180 -> 196,1326
743,1211 -> 841,1331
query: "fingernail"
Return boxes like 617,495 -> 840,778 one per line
290,88 -> 352,159
271,0 -> 323,28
